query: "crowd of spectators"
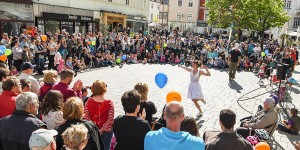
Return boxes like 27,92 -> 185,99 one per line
0,27 -> 299,150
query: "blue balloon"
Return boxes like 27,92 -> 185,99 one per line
0,50 -> 3,56
155,73 -> 168,89
0,46 -> 6,53
265,49 -> 269,55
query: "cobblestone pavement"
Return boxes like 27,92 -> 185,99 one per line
71,64 -> 300,150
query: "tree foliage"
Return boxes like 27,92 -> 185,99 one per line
206,0 -> 290,33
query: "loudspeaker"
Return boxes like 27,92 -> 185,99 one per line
276,64 -> 288,80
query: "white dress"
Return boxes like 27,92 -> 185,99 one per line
187,69 -> 204,100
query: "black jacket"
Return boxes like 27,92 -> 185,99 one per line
0,110 -> 46,150
56,119 -> 104,150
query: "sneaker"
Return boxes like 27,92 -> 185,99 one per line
196,112 -> 203,117
200,99 -> 206,104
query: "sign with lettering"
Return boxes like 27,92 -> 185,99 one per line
43,12 -> 93,22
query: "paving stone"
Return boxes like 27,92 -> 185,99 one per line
68,64 -> 300,148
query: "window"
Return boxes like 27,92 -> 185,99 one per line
108,0 -> 112,2
178,0 -> 182,7
161,0 -> 169,5
164,13 -> 168,20
188,0 -> 193,7
204,13 -> 209,21
126,0 -> 129,5
151,4 -> 154,9
151,14 -> 153,21
284,0 -> 291,8
159,12 -> 163,19
157,5 -> 160,10
187,14 -> 192,21
23,4 -> 31,9
294,19 -> 300,28
177,13 -> 182,20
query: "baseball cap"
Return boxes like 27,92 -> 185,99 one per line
166,91 -> 182,103
264,97 -> 275,108
21,62 -> 36,71
29,129 -> 58,149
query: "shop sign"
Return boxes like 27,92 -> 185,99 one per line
43,12 -> 93,21
81,16 -> 92,21
68,15 -> 78,20
37,19 -> 44,25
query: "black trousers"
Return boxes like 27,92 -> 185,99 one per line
13,59 -> 23,71
48,55 -> 55,70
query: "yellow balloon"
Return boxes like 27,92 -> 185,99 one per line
42,35 -> 47,42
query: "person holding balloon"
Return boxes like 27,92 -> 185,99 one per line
179,61 -> 211,117
47,37 -> 58,70
12,41 -> 23,71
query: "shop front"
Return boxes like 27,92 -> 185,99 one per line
126,16 -> 147,33
36,12 -> 95,35
0,0 -> 34,37
102,12 -> 126,33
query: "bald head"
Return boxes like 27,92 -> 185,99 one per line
165,101 -> 184,120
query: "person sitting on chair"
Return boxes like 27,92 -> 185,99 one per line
237,97 -> 278,139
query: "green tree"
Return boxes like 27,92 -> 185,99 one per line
206,0 -> 250,41
206,0 -> 290,47
244,0 -> 290,49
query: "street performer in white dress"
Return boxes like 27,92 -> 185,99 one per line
179,61 -> 211,117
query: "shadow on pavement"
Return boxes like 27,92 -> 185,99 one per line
228,80 -> 243,93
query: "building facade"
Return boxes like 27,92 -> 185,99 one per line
148,0 -> 160,24
0,0 -> 34,36
32,0 -> 149,35
197,0 -> 209,33
168,0 -> 199,32
284,0 -> 300,32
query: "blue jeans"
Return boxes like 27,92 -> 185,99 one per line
101,130 -> 113,150
38,58 -> 45,74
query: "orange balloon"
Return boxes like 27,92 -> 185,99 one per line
0,55 -> 7,62
166,91 -> 182,103
42,35 -> 47,42
255,142 -> 270,150
87,41 -> 92,45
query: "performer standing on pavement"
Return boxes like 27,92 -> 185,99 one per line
228,46 -> 242,81
179,61 -> 211,117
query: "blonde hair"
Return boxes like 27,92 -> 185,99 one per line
134,83 -> 148,102
43,70 -> 58,83
63,97 -> 84,120
91,80 -> 107,96
62,124 -> 88,150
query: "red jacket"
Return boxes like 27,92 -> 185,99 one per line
0,90 -> 18,118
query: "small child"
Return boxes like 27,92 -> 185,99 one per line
142,58 -> 147,64
175,56 -> 180,64
82,87 -> 89,104
57,59 -> 65,73
160,55 -> 166,63
10,66 -> 19,76
65,57 -> 73,69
